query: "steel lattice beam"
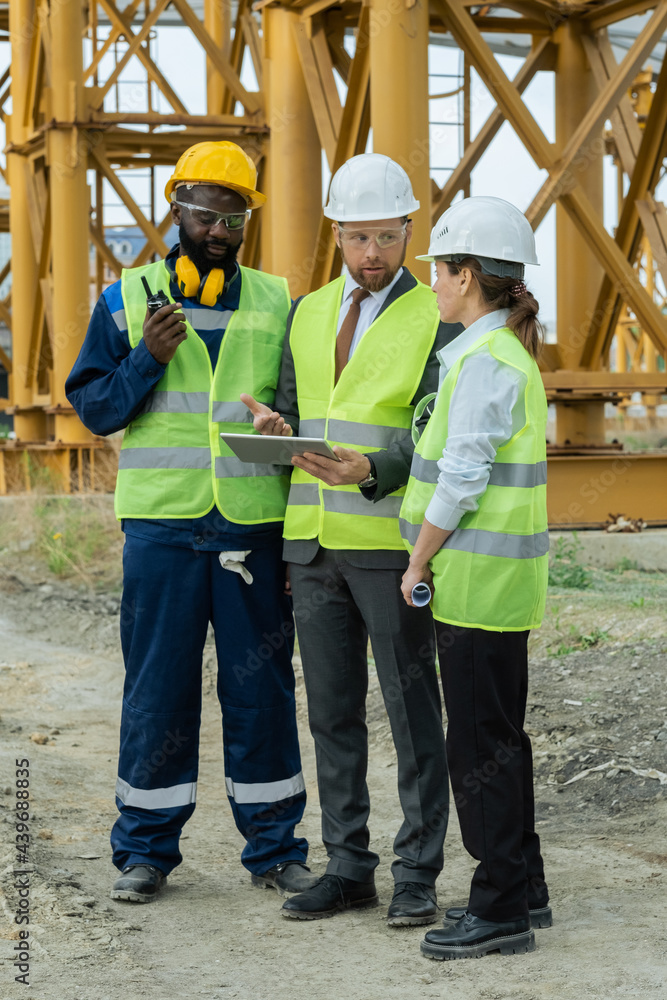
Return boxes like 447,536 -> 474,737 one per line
0,0 -> 665,524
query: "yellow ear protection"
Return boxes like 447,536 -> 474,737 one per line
174,255 -> 226,307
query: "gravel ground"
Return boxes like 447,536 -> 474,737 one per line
0,501 -> 665,1000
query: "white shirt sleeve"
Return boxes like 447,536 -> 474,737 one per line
425,351 -> 527,531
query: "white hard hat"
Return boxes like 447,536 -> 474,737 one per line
417,196 -> 539,278
324,153 -> 420,222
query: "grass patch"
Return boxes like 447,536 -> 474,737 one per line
548,534 -> 592,589
0,495 -> 122,590
552,625 -> 610,656
614,556 -> 638,573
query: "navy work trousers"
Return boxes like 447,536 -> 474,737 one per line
111,535 -> 308,876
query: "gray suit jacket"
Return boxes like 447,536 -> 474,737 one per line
275,267 -> 462,567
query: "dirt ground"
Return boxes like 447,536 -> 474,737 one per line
0,497 -> 666,1000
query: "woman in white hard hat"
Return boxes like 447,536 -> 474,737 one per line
399,196 -> 551,961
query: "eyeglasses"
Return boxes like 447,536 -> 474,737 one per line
171,198 -> 250,231
337,224 -> 408,250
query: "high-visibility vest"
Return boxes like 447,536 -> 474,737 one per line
400,325 -> 548,631
284,274 -> 440,550
115,260 -> 291,523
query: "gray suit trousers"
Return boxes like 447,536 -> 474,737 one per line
290,547 -> 449,884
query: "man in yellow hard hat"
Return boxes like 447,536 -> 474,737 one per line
66,141 -> 317,904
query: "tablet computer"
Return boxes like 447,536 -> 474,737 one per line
220,433 -> 340,464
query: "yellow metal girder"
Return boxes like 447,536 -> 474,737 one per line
526,5 -> 667,226
582,48 -> 667,366
307,3 -> 371,292
431,34 -> 554,223
292,14 -> 342,169
1,0 -> 666,507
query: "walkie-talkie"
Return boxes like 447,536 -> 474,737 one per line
141,276 -> 170,315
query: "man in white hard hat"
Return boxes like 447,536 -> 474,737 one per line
243,153 -> 461,924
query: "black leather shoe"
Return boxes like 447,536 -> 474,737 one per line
387,882 -> 438,927
251,862 -> 319,897
281,874 -> 378,920
111,864 -> 166,903
444,902 -> 552,929
421,912 -> 535,961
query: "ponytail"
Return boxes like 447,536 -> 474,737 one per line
445,258 -> 544,359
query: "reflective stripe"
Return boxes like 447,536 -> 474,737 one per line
288,483 -> 320,505
399,519 -> 549,559
299,419 -> 326,437
115,777 -> 197,810
225,771 -> 306,805
410,454 -> 439,484
327,419 -> 410,448
447,527 -> 549,559
410,457 -> 548,489
299,418 -> 409,449
111,307 -> 128,333
145,390 -> 210,414
181,307 -> 232,331
215,455 -> 287,478
211,400 -> 253,423
118,447 -> 211,470
400,519 -> 424,546
489,461 -> 547,488
325,490 -> 403,519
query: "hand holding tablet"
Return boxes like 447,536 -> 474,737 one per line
220,432 -> 340,464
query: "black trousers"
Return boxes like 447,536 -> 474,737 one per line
291,549 -> 449,885
435,622 -> 548,921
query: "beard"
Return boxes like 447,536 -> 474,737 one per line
341,242 -> 407,292
178,224 -> 242,280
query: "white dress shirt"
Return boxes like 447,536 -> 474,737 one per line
425,308 -> 529,531
336,268 -> 404,359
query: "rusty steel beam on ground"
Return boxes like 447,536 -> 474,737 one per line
547,452 -> 667,529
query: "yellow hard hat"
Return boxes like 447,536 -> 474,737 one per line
164,141 -> 266,209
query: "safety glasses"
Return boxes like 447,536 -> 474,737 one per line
171,198 -> 250,231
337,223 -> 408,250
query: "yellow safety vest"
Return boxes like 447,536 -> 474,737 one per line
284,274 -> 440,549
115,260 -> 291,523
400,325 -> 548,630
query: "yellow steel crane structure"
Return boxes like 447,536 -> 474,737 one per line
0,0 -> 666,526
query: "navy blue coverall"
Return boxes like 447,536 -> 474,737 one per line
66,249 -> 308,877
